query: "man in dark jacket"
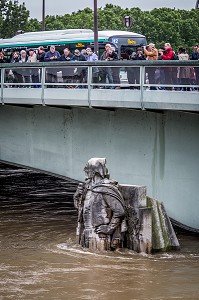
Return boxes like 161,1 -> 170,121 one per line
71,49 -> 86,62
191,44 -> 199,88
44,45 -> 61,87
127,47 -> 146,89
37,46 -> 45,62
60,48 -> 73,62
10,52 -> 22,85
0,51 -> 8,63
71,49 -> 87,85
0,51 -> 10,84
108,47 -> 120,88
60,48 -> 74,85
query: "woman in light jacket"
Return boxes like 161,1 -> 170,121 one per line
177,47 -> 191,91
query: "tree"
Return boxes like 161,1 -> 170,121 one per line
0,0 -> 30,38
1,2 -> 198,53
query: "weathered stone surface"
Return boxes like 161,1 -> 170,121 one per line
119,185 -> 152,253
147,196 -> 180,252
119,184 -> 147,207
139,208 -> 152,253
161,203 -> 180,251
74,158 -> 179,254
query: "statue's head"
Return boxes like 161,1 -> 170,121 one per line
84,158 -> 109,181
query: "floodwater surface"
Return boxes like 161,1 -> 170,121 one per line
0,162 -> 199,300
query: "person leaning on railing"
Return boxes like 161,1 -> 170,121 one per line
0,51 -> 10,84
27,48 -> 40,87
10,52 -> 22,86
177,47 -> 191,91
85,48 -> 99,87
60,48 -> 74,87
18,50 -> 30,87
44,45 -> 61,87
71,49 -> 87,87
37,46 -> 45,62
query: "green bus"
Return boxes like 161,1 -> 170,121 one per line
0,29 -> 147,59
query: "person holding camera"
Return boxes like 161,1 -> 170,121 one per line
143,43 -> 158,90
100,44 -> 114,88
159,43 -> 177,88
108,47 -> 120,88
127,47 -> 146,89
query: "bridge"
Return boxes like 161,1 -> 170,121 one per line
0,60 -> 199,230
1,60 -> 199,111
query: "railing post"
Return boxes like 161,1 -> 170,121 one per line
87,65 -> 92,108
41,66 -> 45,106
1,68 -> 4,105
140,65 -> 145,110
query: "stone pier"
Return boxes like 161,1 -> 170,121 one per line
119,185 -> 180,253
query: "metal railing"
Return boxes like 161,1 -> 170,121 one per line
0,60 -> 199,109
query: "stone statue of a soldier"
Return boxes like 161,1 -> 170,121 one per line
74,158 -> 126,251
74,157 -> 180,253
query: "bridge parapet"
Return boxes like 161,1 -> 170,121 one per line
0,60 -> 199,111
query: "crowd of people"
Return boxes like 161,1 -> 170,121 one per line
0,42 -> 198,90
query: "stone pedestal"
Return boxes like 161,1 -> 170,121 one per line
118,185 -> 179,253
119,184 -> 152,253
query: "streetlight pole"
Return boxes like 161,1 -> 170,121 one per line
42,0 -> 45,31
94,0 -> 98,55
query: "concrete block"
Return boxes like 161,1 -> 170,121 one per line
119,184 -> 147,207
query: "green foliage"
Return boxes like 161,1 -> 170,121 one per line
1,2 -> 199,53
0,0 -> 30,38
28,18 -> 42,32
28,4 -> 199,52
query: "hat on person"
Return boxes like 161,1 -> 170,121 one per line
74,49 -> 80,54
20,50 -> 27,54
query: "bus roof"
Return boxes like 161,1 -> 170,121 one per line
98,30 -> 145,39
0,29 -> 145,49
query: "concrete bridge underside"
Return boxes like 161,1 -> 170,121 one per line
0,105 -> 198,229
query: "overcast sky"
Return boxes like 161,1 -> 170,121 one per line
18,0 -> 197,20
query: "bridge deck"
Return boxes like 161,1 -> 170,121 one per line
1,60 -> 199,111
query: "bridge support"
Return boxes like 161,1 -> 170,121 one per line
0,104 -> 199,230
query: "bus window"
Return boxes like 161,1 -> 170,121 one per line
120,45 -> 139,60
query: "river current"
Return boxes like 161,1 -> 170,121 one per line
0,162 -> 198,300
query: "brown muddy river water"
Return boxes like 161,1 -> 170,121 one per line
0,162 -> 199,300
